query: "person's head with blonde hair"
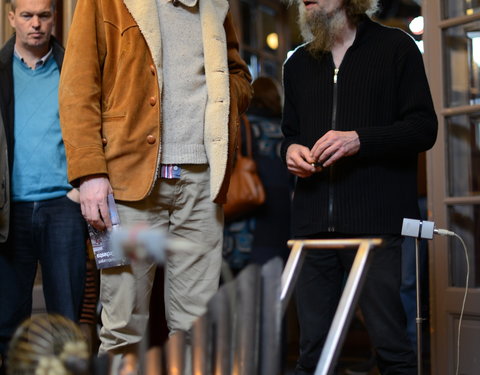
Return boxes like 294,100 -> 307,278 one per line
8,0 -> 56,62
7,314 -> 89,375
284,0 -> 379,56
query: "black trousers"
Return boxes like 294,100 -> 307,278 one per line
294,234 -> 416,375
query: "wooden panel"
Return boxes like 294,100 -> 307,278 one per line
451,314 -> 480,374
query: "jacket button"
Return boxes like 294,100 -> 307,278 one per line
150,65 -> 156,75
149,96 -> 157,106
102,138 -> 108,145
146,135 -> 156,144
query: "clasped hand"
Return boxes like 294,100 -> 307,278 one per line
286,130 -> 360,178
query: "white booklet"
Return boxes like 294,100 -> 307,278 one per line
88,194 -> 130,269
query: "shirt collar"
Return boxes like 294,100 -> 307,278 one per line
14,47 -> 53,70
172,0 -> 198,7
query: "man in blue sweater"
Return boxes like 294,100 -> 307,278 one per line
0,0 -> 86,372
281,0 -> 437,374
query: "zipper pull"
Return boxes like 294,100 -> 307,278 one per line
333,68 -> 339,83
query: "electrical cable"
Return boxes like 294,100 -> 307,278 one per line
402,219 -> 470,374
434,229 -> 469,375
453,233 -> 469,375
433,228 -> 455,237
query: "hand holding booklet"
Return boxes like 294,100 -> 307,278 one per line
88,193 -> 130,269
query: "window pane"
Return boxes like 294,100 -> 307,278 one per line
262,58 -> 278,79
241,1 -> 257,48
447,114 -> 480,196
448,205 -> 480,287
444,21 -> 480,107
260,5 -> 278,54
444,0 -> 480,19
242,51 -> 259,81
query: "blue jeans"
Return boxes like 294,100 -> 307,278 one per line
0,196 -> 87,358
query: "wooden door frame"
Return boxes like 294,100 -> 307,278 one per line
423,1 -> 480,374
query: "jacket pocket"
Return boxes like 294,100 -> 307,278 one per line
102,112 -> 126,122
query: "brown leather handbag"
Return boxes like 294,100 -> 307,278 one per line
224,114 -> 266,222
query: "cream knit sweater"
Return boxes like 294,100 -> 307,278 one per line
157,0 -> 208,164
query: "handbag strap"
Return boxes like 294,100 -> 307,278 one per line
238,114 -> 253,158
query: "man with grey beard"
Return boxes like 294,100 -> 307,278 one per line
281,0 -> 437,374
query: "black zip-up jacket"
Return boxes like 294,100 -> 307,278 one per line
281,17 -> 438,236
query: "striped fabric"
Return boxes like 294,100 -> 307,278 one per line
160,164 -> 181,179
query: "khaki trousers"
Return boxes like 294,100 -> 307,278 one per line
98,165 -> 223,354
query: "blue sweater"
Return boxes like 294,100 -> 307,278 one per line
12,54 -> 71,202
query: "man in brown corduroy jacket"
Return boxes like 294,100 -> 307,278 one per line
59,0 -> 252,372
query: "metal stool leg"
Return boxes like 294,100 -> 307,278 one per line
280,239 -> 382,375
314,241 -> 373,375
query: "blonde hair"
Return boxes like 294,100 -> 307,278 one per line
10,0 -> 57,11
7,314 -> 89,375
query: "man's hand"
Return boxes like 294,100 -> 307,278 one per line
79,175 -> 113,231
286,144 -> 321,178
311,130 -> 360,167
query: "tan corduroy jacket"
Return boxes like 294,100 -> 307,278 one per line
59,0 -> 252,203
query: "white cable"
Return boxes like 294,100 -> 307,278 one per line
433,228 -> 455,237
434,229 -> 469,375
453,233 -> 469,375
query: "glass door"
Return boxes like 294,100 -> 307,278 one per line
423,0 -> 480,373
232,0 -> 293,81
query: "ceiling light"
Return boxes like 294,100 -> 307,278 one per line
266,33 -> 279,50
409,16 -> 424,36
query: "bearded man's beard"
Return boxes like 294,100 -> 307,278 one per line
299,5 -> 347,57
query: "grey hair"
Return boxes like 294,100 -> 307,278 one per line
281,0 -> 379,18
10,0 -> 57,12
